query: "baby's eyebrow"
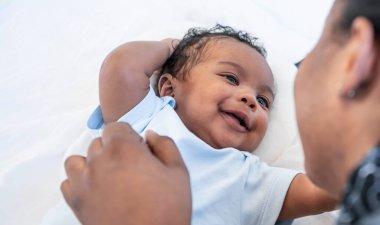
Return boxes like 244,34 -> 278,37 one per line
261,84 -> 275,101
218,61 -> 274,99
217,61 -> 245,74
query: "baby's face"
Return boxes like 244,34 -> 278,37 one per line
173,38 -> 274,152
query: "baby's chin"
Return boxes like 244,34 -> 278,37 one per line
206,131 -> 264,153
208,140 -> 258,153
181,119 -> 259,152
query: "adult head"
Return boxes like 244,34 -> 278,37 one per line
295,0 -> 380,198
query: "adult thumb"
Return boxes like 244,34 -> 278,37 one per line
145,130 -> 186,168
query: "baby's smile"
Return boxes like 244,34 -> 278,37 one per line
220,109 -> 250,132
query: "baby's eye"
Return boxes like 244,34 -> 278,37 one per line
257,96 -> 270,109
223,74 -> 239,85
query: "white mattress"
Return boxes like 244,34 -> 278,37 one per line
0,0 -> 336,224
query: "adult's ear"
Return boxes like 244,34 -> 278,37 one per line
158,73 -> 177,97
341,17 -> 376,98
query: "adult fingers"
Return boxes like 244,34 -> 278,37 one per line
64,155 -> 86,191
61,179 -> 75,208
86,137 -> 103,162
101,122 -> 143,147
145,130 -> 186,168
101,122 -> 148,159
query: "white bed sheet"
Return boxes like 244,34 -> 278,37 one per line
0,0 -> 335,224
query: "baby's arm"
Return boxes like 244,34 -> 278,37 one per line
99,39 -> 177,124
278,174 -> 338,220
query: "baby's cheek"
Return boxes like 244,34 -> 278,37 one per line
258,113 -> 269,132
255,116 -> 269,145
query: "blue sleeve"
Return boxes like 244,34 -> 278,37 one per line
87,86 -> 175,137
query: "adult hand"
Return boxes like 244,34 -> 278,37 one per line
61,122 -> 192,225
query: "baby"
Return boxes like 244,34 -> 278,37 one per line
43,24 -> 336,225
93,24 -> 336,224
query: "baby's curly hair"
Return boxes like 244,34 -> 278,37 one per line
155,24 -> 266,94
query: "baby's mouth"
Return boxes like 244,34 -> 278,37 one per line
221,110 -> 249,131
225,112 -> 247,129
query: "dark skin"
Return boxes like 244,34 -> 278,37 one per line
61,39 -> 337,225
61,123 -> 335,225
61,122 -> 192,225
62,0 -> 380,224
97,37 -> 337,220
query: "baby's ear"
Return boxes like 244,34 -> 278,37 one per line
158,73 -> 176,97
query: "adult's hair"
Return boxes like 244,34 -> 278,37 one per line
155,24 -> 266,94
338,0 -> 380,37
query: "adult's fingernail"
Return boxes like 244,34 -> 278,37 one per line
146,130 -> 158,138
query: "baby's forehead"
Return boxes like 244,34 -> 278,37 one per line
201,37 -> 243,51
202,38 -> 266,63
208,41 -> 274,89
205,39 -> 272,73
185,37 -> 273,81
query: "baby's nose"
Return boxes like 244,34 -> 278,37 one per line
241,96 -> 256,110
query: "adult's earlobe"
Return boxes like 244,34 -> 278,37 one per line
340,17 -> 376,98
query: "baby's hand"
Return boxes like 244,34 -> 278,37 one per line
151,38 -> 180,77
161,38 -> 180,55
